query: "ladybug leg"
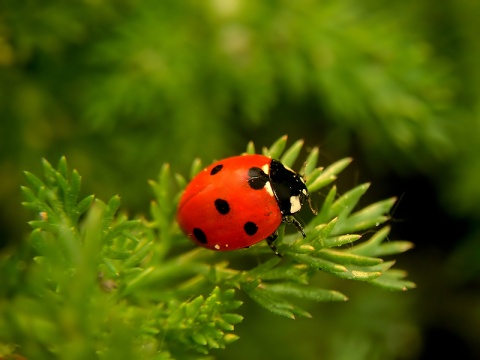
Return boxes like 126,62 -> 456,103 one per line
307,195 -> 317,215
266,231 -> 282,257
283,216 -> 306,238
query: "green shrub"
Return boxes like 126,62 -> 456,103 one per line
0,137 -> 413,359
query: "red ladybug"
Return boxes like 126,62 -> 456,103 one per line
177,154 -> 314,253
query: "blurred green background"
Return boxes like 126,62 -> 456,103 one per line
1,0 -> 480,359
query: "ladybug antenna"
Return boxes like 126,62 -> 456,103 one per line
307,193 -> 317,215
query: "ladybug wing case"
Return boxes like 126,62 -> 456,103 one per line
177,155 -> 282,251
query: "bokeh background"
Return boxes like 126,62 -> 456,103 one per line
1,0 -> 480,359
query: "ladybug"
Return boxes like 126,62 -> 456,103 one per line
177,154 -> 315,253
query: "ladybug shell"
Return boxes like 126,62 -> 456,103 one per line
177,154 -> 282,251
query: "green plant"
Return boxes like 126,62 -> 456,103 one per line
0,136 -> 414,359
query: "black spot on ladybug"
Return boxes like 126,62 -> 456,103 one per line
244,221 -> 258,236
247,167 -> 269,190
210,164 -> 223,175
214,198 -> 230,215
193,228 -> 208,243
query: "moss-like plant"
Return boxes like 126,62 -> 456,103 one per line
0,136 -> 414,359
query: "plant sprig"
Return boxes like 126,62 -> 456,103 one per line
1,136 -> 414,359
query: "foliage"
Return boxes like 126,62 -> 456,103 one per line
2,0 -> 480,225
0,137 -> 414,359
1,1 -> 480,358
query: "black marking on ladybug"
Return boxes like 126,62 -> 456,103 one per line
244,221 -> 258,236
269,159 -> 309,215
193,228 -> 208,244
214,198 -> 230,215
210,164 -> 223,175
247,167 -> 269,190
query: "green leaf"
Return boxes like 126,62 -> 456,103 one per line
347,226 -> 413,257
245,257 -> 282,277
122,266 -> 155,296
329,183 -> 371,221
221,313 -> 244,325
20,185 -> 36,203
173,173 -> 187,190
28,220 -> 58,233
106,195 -> 121,216
192,332 -> 207,345
123,241 -> 153,268
333,197 -> 396,234
263,135 -> 288,158
69,169 -> 82,205
370,269 -> 416,291
306,158 -> 352,193
41,158 -> 57,186
313,217 -> 338,242
57,156 -> 69,179
312,186 -> 337,225
190,158 -> 203,179
24,171 -> 45,190
245,140 -> 256,155
102,196 -> 121,231
280,139 -> 304,168
76,195 -> 95,215
319,249 -> 383,267
250,262 -> 310,284
304,147 -> 319,176
334,269 -> 382,281
245,287 -> 297,319
322,234 -> 362,248
263,283 -> 348,302
288,253 -> 348,273
288,219 -> 346,252
159,163 -> 171,200
103,219 -> 142,244
374,241 -> 415,256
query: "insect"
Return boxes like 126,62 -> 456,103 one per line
176,154 -> 315,254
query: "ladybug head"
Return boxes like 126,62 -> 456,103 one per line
269,159 -> 314,216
